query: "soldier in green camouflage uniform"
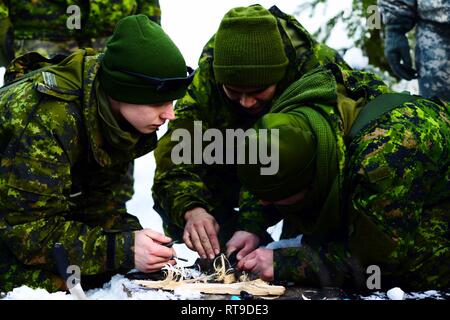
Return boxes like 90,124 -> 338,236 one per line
0,0 -> 161,67
152,5 -> 351,261
0,15 -> 191,292
233,63 -> 450,290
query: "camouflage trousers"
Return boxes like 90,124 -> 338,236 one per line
13,37 -> 110,59
349,97 -> 450,289
415,21 -> 450,101
0,240 -> 65,293
0,245 -> 127,293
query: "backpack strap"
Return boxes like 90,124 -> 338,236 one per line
347,92 -> 421,143
1,51 -> 68,90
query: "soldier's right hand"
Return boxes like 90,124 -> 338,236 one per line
134,229 -> 176,273
226,231 -> 260,261
183,207 -> 220,260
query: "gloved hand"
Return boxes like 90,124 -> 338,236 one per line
384,27 -> 417,80
0,18 -> 14,67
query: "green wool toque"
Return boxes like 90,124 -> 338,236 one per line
237,113 -> 317,202
99,14 -> 188,104
213,5 -> 289,86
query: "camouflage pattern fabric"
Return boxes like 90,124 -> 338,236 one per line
378,0 -> 450,100
0,49 -> 158,292
152,5 -> 351,245
245,64 -> 450,290
238,63 -> 392,240
13,39 -> 81,60
0,0 -> 161,64
274,96 -> 450,291
13,36 -> 110,59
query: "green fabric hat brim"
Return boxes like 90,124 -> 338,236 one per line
214,62 -> 288,86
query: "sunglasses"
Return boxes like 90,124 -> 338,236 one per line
118,66 -> 195,92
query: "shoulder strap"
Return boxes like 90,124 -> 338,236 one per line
1,52 -> 69,89
347,92 -> 420,143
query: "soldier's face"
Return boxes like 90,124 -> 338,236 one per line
222,84 -> 277,116
112,100 -> 176,134
259,187 -> 309,206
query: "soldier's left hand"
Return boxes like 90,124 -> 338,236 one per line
237,248 -> 274,281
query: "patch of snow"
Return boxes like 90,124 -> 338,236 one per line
361,292 -> 387,300
343,48 -> 369,69
2,274 -> 204,300
266,235 -> 303,250
267,220 -> 283,241
392,79 -> 419,95
361,289 -> 448,301
3,286 -> 72,300
405,290 -> 446,300
387,287 -> 405,300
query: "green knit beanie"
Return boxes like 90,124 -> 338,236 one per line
213,5 -> 289,86
99,15 -> 189,104
237,113 -> 317,202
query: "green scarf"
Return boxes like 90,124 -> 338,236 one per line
270,68 -> 342,239
95,79 -> 140,151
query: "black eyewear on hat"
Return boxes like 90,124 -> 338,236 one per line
119,66 -> 195,92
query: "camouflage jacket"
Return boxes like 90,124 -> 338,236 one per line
0,0 -> 161,41
251,65 -> 450,290
378,0 -> 450,31
152,6 -> 351,243
0,49 -> 157,291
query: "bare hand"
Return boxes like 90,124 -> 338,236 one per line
134,229 -> 175,273
237,248 -> 274,281
183,207 -> 220,260
226,230 -> 260,260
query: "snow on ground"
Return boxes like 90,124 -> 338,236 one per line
2,274 -> 202,300
3,274 -> 448,300
360,289 -> 449,301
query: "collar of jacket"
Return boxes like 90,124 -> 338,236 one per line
35,49 -> 157,167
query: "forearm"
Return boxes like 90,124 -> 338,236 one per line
1,214 -> 135,274
273,242 -> 359,287
153,163 -> 215,228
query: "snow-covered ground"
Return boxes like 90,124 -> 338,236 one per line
3,273 -> 448,300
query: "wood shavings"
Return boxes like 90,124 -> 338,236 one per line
133,254 -> 285,297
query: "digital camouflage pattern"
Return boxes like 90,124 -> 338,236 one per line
0,49 -> 158,292
242,63 -> 450,290
152,5 -> 351,245
0,0 -> 161,64
378,0 -> 450,101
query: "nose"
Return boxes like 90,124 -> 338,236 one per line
160,102 -> 176,121
239,94 -> 257,108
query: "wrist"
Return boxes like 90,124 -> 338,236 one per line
184,207 -> 207,221
115,231 -> 135,270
